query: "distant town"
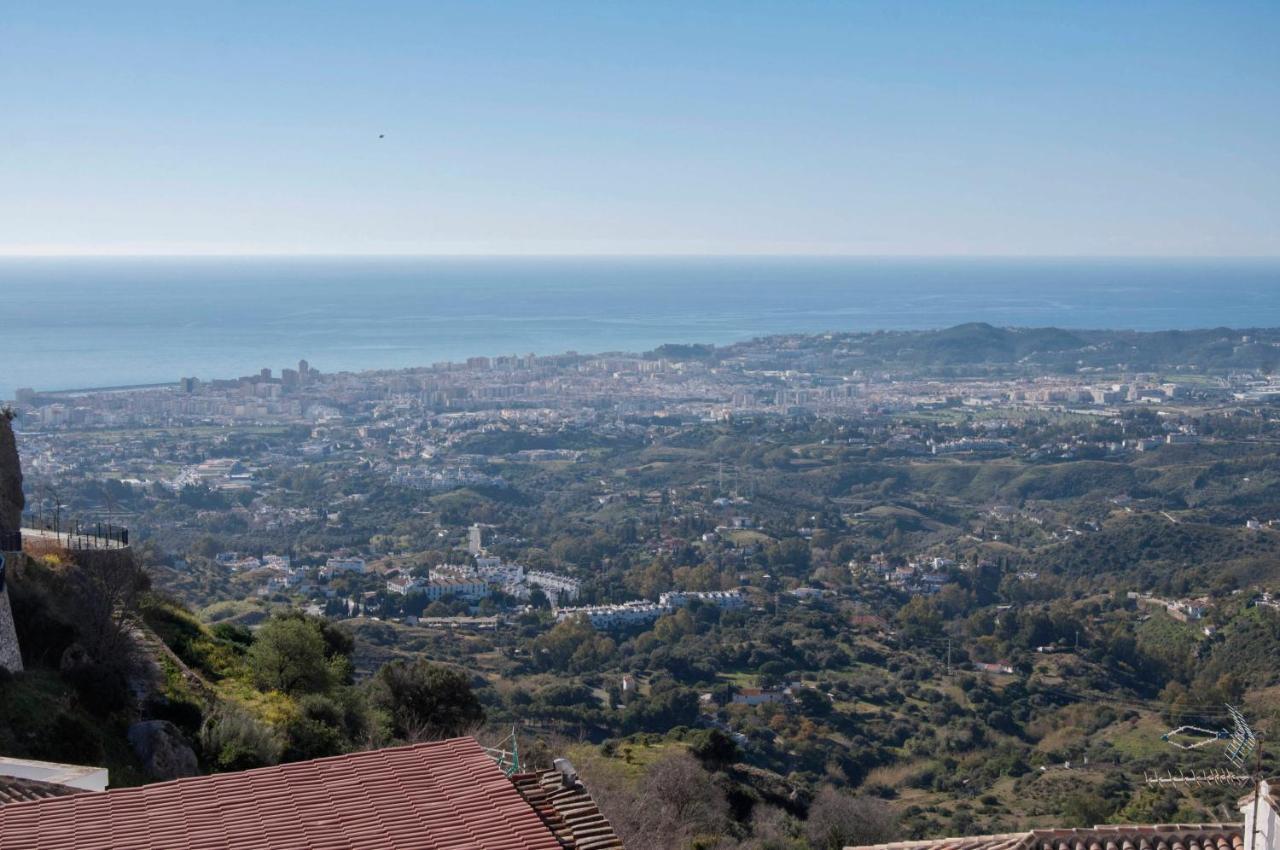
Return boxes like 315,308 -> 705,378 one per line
9,324 -> 1280,845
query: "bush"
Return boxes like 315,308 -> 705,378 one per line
145,695 -> 205,737
689,728 -> 739,769
805,787 -> 897,850
368,660 -> 484,742
199,704 -> 281,771
46,712 -> 104,764
281,694 -> 352,761
65,662 -> 132,716
211,622 -> 253,649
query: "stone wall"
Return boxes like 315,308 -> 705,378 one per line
0,579 -> 22,673
0,412 -> 22,532
0,414 -> 24,672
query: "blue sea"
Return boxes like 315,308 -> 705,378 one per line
3,256 -> 1280,400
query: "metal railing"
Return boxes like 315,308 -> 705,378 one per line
19,516 -> 129,550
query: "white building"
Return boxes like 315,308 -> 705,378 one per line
555,601 -> 667,629
557,589 -> 746,630
659,590 -> 745,609
731,687 -> 786,706
324,557 -> 366,577
423,579 -> 489,602
526,570 -> 581,603
0,756 -> 108,792
387,575 -> 427,595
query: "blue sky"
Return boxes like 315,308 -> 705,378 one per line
2,1 -> 1277,256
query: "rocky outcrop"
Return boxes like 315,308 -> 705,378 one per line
0,414 -> 22,673
0,411 -> 22,532
127,720 -> 200,780
0,588 -> 22,673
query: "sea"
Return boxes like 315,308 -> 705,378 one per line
3,256 -> 1279,401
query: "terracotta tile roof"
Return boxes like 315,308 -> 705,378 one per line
0,737 -> 565,850
511,762 -> 623,850
847,825 -> 1244,850
0,776 -> 83,807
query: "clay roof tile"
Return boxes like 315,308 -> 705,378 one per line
0,738 -> 564,850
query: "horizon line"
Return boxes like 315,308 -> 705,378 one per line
2,252 -> 1280,261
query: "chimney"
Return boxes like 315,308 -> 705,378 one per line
552,758 -> 578,788
1241,780 -> 1280,850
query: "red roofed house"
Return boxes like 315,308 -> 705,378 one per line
0,736 -> 621,850
844,780 -> 1280,850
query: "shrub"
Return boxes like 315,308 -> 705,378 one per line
145,695 -> 205,737
65,662 -> 132,716
211,622 -> 253,649
689,728 -> 740,769
46,712 -> 104,765
368,660 -> 484,742
805,787 -> 897,850
199,704 -> 281,771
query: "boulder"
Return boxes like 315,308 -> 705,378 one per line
127,720 -> 199,780
59,643 -> 91,672
0,413 -> 21,532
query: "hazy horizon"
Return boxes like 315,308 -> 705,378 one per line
4,252 -> 1280,260
5,255 -> 1280,400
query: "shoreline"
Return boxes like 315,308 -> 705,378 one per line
9,321 -> 1280,403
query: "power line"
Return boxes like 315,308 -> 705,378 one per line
1022,682 -> 1234,719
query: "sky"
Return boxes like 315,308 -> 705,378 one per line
2,1 -> 1278,257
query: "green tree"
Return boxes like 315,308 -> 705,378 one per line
795,687 -> 833,718
689,728 -> 739,769
247,617 -> 334,695
369,660 -> 484,742
283,695 -> 349,761
1060,791 -> 1115,827
897,596 -> 943,644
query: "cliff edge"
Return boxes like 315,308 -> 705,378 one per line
0,410 -> 21,532
0,410 -> 24,672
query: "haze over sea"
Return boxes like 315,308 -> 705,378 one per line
4,256 -> 1280,401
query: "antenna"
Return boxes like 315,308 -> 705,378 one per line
1144,768 -> 1251,787
482,726 -> 522,776
1161,725 -> 1228,750
1146,704 -> 1262,791
1225,704 -> 1258,771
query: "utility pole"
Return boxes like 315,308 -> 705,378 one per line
946,638 -> 952,675
1248,739 -> 1266,850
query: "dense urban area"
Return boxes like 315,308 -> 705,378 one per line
8,323 -> 1280,849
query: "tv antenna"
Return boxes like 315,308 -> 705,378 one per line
1145,704 -> 1262,791
1225,704 -> 1259,771
1143,768 -> 1251,787
1161,724 -> 1228,750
